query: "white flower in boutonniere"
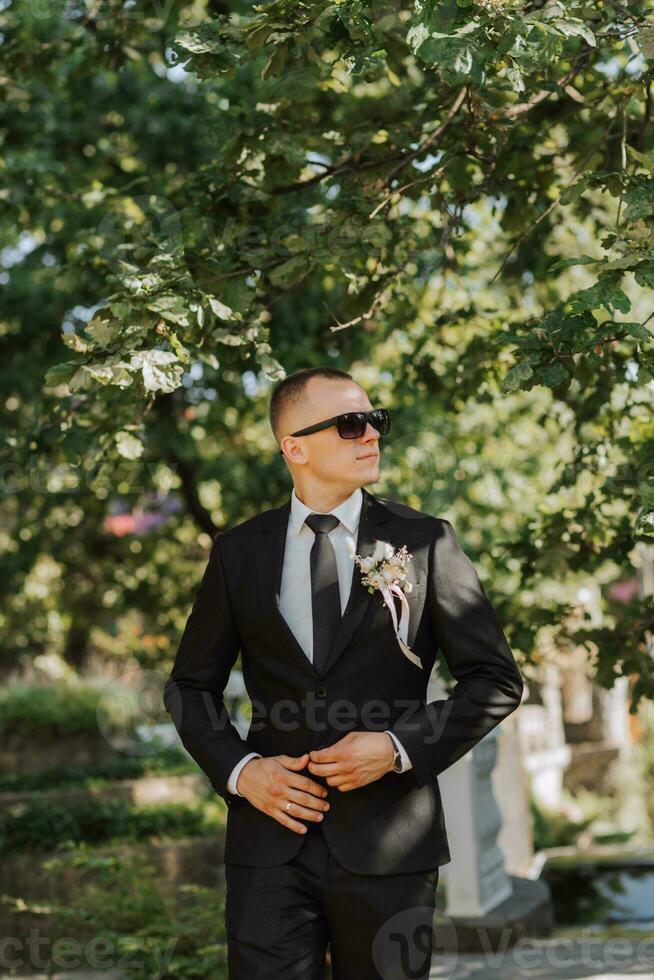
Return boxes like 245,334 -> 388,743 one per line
353,541 -> 421,668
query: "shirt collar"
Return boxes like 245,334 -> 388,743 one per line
289,486 -> 362,537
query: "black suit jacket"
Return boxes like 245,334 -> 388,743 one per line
163,487 -> 524,875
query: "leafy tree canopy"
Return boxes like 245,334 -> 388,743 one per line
1,0 -> 653,704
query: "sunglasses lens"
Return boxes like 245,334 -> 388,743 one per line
370,409 -> 390,435
338,414 -> 367,439
337,410 -> 390,439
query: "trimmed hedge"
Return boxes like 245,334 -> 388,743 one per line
0,680 -> 125,738
0,797 -> 226,856
0,745 -> 194,793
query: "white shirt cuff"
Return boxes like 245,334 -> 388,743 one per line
384,730 -> 413,771
227,752 -> 262,795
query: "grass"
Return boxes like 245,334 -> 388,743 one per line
1,845 -> 229,979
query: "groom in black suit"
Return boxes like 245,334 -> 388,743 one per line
163,366 -> 524,980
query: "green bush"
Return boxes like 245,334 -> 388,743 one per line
1,846 -> 229,979
0,745 -> 195,793
0,680 -> 116,738
0,797 -> 225,856
530,796 -> 595,851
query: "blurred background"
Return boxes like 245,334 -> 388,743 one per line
1,0 -> 654,976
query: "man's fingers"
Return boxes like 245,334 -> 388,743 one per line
325,773 -> 354,788
286,788 -> 330,812
273,797 -> 326,833
309,749 -> 338,762
278,753 -> 309,768
275,811 -> 309,834
287,773 -> 329,797
307,761 -> 341,776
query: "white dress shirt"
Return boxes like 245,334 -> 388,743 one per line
227,486 -> 412,795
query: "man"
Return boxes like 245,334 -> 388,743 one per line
163,366 -> 524,980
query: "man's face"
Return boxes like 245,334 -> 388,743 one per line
282,378 -> 381,486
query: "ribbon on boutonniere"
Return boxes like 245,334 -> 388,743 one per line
353,540 -> 422,668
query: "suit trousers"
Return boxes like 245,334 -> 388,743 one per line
225,822 -> 439,980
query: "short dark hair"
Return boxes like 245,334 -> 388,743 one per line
269,366 -> 356,446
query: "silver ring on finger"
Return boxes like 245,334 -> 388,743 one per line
285,801 -> 293,812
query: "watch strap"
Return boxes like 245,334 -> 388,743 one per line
386,733 -> 403,773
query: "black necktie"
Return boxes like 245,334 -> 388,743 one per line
304,513 -> 342,672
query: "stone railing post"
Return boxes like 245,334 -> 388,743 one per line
430,672 -> 514,917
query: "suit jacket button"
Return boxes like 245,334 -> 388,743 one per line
316,685 -> 327,697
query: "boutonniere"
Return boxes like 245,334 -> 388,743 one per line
353,541 -> 421,668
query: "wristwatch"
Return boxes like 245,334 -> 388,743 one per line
386,733 -> 403,773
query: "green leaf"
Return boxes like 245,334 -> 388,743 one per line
192,303 -> 205,328
568,275 -> 631,315
603,255 -> 641,271
623,322 -> 653,342
623,180 -> 654,220
634,262 -> 654,289
173,24 -> 239,60
213,326 -> 259,345
537,362 -> 569,387
635,509 -> 654,537
129,350 -> 184,393
175,31 -> 216,54
268,254 -> 313,290
551,17 -> 596,47
559,174 -> 593,205
167,332 -> 191,364
406,23 -> 430,53
262,44 -> 288,80
62,332 -> 94,353
501,361 -> 534,392
255,343 -> 285,381
626,145 -> 654,171
44,362 -> 78,388
198,351 -> 219,369
549,254 -> 602,273
146,295 -> 190,326
407,20 -> 487,81
208,295 -> 238,320
505,65 -> 525,93
604,172 -> 623,198
109,301 -> 136,319
205,279 -> 255,320
68,360 -> 133,391
86,317 -> 120,347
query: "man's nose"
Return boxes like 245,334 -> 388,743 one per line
362,422 -> 380,442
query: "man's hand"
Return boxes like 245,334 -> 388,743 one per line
235,753 -> 330,834
307,732 -> 394,791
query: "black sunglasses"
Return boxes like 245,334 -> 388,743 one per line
278,408 -> 390,455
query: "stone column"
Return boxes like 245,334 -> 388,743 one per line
430,672 -> 514,917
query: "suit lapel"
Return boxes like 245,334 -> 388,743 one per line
255,487 -> 392,679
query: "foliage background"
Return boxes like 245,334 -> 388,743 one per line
1,0 -> 653,703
